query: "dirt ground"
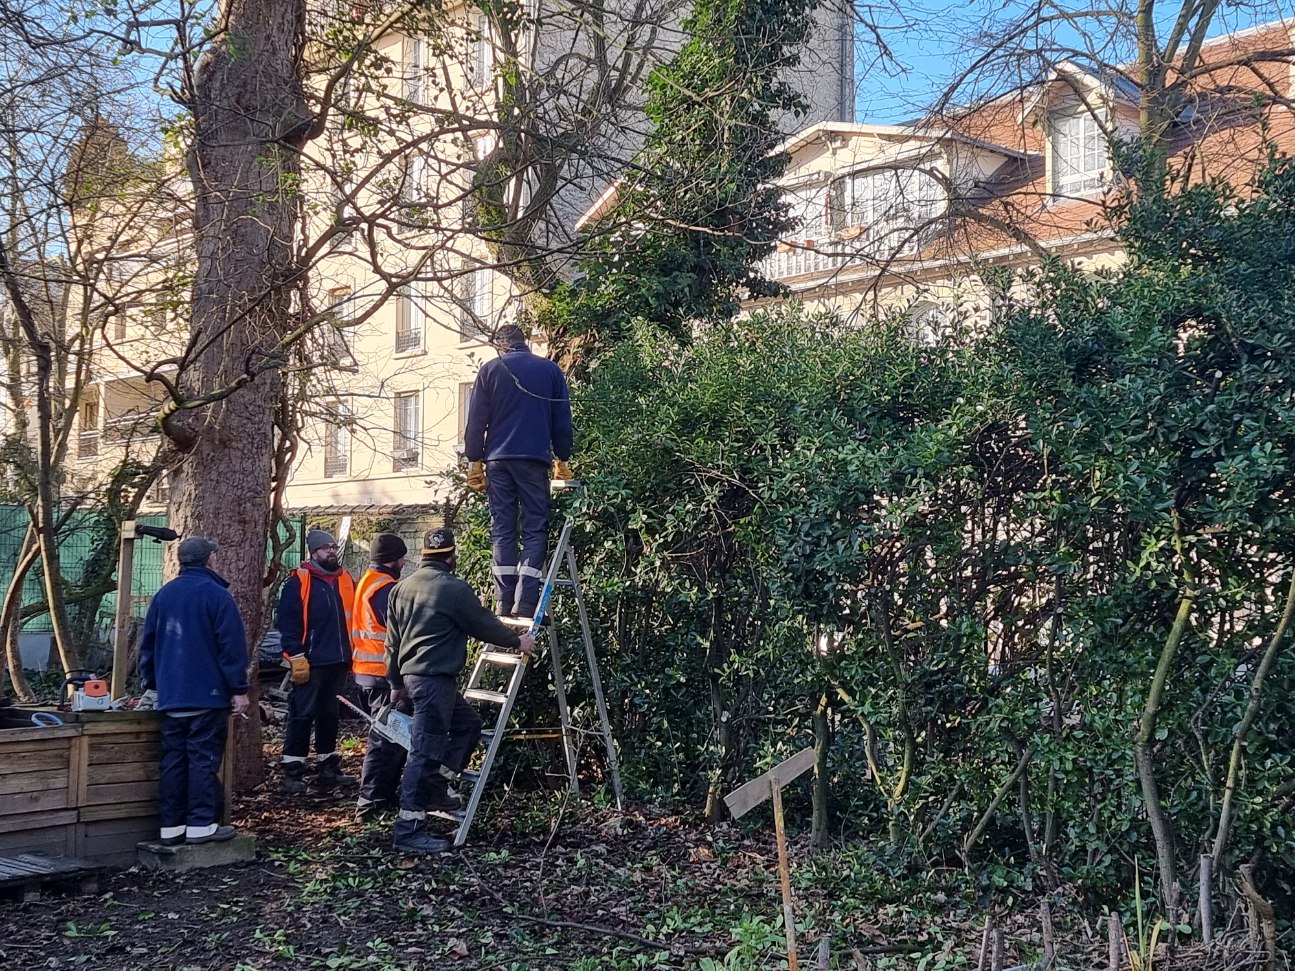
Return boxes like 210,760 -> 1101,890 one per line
1,745 -> 1284,971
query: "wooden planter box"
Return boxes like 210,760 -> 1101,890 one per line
0,709 -> 199,868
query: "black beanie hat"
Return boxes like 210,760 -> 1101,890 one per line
370,533 -> 408,564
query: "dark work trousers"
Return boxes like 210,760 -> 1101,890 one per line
283,662 -> 349,760
486,458 -> 551,616
356,675 -> 407,806
159,709 -> 229,830
399,674 -> 482,814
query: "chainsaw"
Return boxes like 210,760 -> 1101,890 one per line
337,695 -> 412,750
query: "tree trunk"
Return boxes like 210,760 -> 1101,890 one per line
1134,591 -> 1195,913
171,0 -> 311,791
1,524 -> 39,701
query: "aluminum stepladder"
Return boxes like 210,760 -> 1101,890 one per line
444,509 -> 624,847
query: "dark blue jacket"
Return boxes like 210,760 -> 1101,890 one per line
139,567 -> 249,711
465,344 -> 573,463
276,564 -> 352,666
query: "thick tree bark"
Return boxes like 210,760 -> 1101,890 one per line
171,0 -> 311,790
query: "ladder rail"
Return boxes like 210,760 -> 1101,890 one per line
451,511 -> 621,845
565,545 -> 625,810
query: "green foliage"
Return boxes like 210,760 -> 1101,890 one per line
541,0 -> 819,354
565,153 -> 1295,906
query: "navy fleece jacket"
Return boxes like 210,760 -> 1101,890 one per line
139,566 -> 249,711
464,344 -> 573,463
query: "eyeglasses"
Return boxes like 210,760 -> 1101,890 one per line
317,545 -> 339,553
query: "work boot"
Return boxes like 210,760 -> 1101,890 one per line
188,825 -> 237,845
314,754 -> 357,789
281,760 -> 307,795
393,817 -> 450,856
354,799 -> 388,823
425,782 -> 463,812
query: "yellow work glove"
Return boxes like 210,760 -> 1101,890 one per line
553,459 -> 574,481
289,654 -> 311,685
466,461 -> 487,492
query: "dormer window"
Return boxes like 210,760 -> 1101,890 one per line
1050,110 -> 1108,196
826,167 -> 945,238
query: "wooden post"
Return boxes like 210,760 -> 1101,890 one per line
109,522 -> 137,699
817,934 -> 830,970
1107,913 -> 1122,971
771,774 -> 799,971
724,749 -> 815,971
990,928 -> 1005,971
1041,900 -> 1055,970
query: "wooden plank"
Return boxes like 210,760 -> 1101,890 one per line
82,815 -> 159,838
0,737 -> 76,757
79,799 -> 157,823
87,741 -> 160,765
724,747 -> 817,820
0,827 -> 70,857
0,725 -> 81,745
82,825 -> 156,860
86,761 -> 159,785
83,729 -> 161,745
85,780 -> 159,806
0,788 -> 69,816
81,718 -> 162,736
0,768 -> 68,797
0,810 -> 77,836
0,749 -> 69,773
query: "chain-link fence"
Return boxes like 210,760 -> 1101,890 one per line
0,504 -> 168,636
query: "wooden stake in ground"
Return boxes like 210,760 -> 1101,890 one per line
725,747 -> 816,971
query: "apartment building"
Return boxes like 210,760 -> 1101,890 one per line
282,0 -> 856,510
751,20 -> 1295,334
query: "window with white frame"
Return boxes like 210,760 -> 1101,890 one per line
470,13 -> 492,86
405,36 -> 426,103
460,268 -> 493,340
395,285 -> 424,353
907,300 -> 951,346
400,151 -> 427,204
826,167 -> 945,236
393,391 -> 421,471
457,381 -> 473,445
1050,110 -> 1108,196
784,185 -> 827,239
323,403 -> 350,478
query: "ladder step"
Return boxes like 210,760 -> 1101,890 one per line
480,650 -> 524,666
465,688 -> 509,705
553,579 -> 574,588
499,615 -> 534,628
430,809 -> 466,823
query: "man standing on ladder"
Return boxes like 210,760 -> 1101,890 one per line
351,533 -> 409,821
465,322 -> 574,620
386,526 -> 536,855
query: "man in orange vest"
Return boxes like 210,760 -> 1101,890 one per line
352,533 -> 409,821
277,528 -> 357,794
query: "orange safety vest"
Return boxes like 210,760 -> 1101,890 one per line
288,566 -> 356,654
350,568 -> 396,678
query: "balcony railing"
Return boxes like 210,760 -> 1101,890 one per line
759,243 -> 850,281
395,328 -> 422,353
324,453 -> 348,478
77,431 -> 100,460
103,412 -> 157,444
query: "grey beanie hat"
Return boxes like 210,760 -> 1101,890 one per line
307,529 -> 337,553
177,536 -> 218,566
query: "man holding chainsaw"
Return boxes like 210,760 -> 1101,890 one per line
351,533 -> 409,821
385,526 -> 536,855
277,528 -> 357,794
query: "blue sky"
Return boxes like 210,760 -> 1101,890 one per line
851,0 -> 1291,124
